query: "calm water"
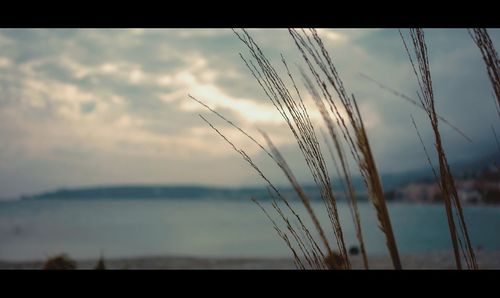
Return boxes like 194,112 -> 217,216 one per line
0,198 -> 499,261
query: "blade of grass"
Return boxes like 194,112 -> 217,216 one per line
360,72 -> 472,143
401,28 -> 477,270
289,28 -> 402,269
469,29 -> 500,118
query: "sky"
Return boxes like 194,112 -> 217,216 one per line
0,28 -> 499,199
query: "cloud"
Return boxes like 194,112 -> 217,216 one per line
0,56 -> 11,68
316,29 -> 349,43
0,28 -> 499,198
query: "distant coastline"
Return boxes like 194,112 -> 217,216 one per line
2,251 -> 500,269
16,152 -> 500,204
20,184 -> 362,202
22,185 -> 269,201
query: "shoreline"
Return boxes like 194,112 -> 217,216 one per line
2,251 -> 500,269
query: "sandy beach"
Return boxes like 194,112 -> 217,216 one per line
2,251 -> 500,269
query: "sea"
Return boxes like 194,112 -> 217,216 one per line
1,197 -> 499,261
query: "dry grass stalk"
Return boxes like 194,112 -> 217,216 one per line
198,114 -> 327,269
188,96 -> 329,259
410,115 -> 472,260
289,28 -> 401,269
492,126 -> 500,154
252,197 -> 305,269
260,131 -> 332,263
191,94 -> 332,268
411,115 -> 440,184
303,72 -> 369,269
469,29 -> 500,117
401,28 -> 477,270
232,28 -> 351,268
360,72 -> 472,142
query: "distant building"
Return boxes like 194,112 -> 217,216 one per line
396,182 -> 441,203
391,159 -> 500,205
394,175 -> 497,205
457,188 -> 482,204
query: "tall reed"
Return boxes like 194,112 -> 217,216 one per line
302,71 -> 369,269
233,28 -> 355,268
288,28 -> 401,269
198,113 -> 325,269
469,29 -> 500,117
400,28 -> 477,270
192,28 -> 408,269
360,72 -> 472,142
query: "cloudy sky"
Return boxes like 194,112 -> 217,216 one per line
0,28 -> 499,199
